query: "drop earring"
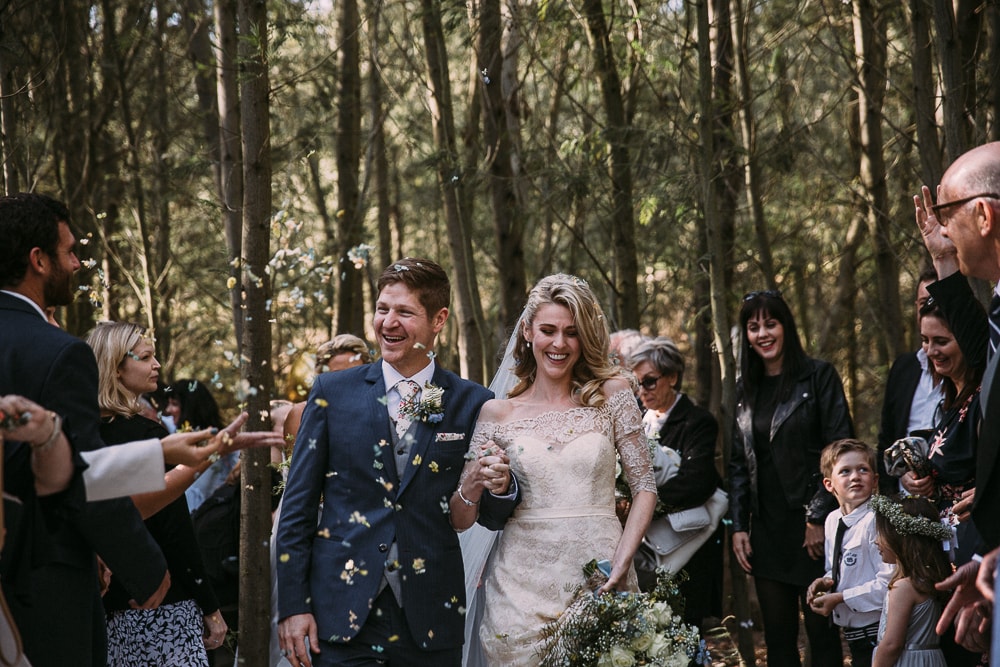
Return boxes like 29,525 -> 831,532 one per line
525,340 -> 532,348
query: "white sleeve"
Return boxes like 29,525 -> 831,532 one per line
80,439 -> 165,501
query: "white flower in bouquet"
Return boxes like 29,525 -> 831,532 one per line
600,645 -> 636,667
650,601 -> 673,626
648,633 -> 671,659
630,630 -> 655,653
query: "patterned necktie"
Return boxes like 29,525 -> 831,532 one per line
989,294 -> 1000,360
830,518 -> 848,591
394,380 -> 420,440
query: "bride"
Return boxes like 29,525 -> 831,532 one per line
450,274 -> 657,664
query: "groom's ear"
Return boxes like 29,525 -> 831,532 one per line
430,306 -> 449,333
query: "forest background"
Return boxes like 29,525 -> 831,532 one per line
2,0 -> 994,662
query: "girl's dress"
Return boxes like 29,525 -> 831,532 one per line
874,594 -> 946,667
476,389 -> 656,664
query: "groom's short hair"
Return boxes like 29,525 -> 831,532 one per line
377,257 -> 451,315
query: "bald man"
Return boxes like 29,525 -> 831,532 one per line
916,142 -> 1000,654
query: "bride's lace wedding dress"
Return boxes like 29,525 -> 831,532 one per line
474,389 -> 656,664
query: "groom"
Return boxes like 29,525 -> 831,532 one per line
277,257 -> 517,667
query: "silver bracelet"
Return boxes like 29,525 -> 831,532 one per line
31,412 -> 62,451
457,485 -> 480,507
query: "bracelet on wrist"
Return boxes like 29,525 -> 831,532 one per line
457,485 -> 480,507
31,412 -> 62,452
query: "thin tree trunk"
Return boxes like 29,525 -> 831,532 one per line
908,0 -> 942,189
0,4 -> 21,194
732,0 -> 776,288
480,0 -> 526,332
236,0 -> 275,662
932,0 -> 980,160
697,0 -> 752,662
335,0 -> 365,338
854,0 -> 903,361
215,0 -> 244,348
420,0 -> 487,381
369,1 -> 393,273
580,0 -> 639,329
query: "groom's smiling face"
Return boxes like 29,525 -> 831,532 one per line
374,281 -> 448,377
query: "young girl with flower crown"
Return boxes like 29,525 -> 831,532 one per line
870,495 -> 953,667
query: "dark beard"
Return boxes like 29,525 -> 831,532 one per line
43,266 -> 76,307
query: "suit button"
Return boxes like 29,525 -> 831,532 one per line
378,543 -> 388,553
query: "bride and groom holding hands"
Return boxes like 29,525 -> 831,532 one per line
275,257 -> 658,667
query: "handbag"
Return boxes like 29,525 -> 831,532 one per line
641,445 -> 728,573
642,488 -> 729,573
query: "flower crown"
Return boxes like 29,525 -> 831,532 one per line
869,494 -> 952,542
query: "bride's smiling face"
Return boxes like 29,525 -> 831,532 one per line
525,303 -> 581,382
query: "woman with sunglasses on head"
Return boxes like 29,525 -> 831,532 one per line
627,336 -> 724,631
729,290 -> 853,667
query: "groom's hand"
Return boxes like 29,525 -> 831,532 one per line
279,613 -> 320,667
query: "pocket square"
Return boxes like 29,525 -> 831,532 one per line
435,432 -> 465,442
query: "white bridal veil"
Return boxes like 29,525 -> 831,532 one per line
460,312 -> 525,667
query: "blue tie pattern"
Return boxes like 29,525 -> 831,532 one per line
990,294 -> 1000,360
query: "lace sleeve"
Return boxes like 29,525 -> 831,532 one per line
608,389 -> 657,495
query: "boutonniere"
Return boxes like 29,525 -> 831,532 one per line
400,382 -> 445,424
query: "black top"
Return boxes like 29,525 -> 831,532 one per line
100,414 -> 220,616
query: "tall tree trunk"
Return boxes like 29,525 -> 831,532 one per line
101,0 -> 161,339
216,0 -> 244,348
0,3 -> 21,194
909,0 -> 942,189
697,0 -> 753,662
237,0 -> 275,662
580,0 -> 639,329
480,0 -> 527,333
335,0 -> 365,338
932,0 -> 981,160
420,0 -> 487,382
732,0 -> 776,288
854,0 -> 903,361
369,1 -> 393,273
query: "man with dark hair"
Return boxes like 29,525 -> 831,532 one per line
277,257 -> 518,667
876,268 -> 943,495
0,192 -> 170,667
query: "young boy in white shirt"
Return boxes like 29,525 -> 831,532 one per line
807,439 -> 893,667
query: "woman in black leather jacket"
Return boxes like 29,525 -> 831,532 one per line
729,290 -> 853,667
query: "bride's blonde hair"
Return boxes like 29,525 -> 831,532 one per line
506,274 -> 623,406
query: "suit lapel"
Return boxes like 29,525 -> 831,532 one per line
365,362 -> 398,490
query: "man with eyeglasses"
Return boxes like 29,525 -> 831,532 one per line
914,142 -> 1000,658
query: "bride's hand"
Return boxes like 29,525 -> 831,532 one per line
596,563 -> 629,594
477,442 -> 511,495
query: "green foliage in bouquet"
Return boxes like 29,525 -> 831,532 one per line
537,560 -> 709,666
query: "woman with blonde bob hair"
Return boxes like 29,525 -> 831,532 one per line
86,321 -> 283,666
452,274 -> 657,664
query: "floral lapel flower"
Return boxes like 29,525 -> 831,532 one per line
399,382 -> 445,424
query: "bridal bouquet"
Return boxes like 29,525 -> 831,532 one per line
537,560 -> 709,667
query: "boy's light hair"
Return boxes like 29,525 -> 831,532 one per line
820,438 -> 877,480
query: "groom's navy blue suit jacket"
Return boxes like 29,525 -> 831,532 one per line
276,360 -> 513,650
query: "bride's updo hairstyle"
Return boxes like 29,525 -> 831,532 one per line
507,274 -> 623,406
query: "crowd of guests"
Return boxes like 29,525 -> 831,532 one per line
2,141 -> 1000,667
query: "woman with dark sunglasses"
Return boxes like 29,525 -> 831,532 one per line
627,336 -> 724,631
729,290 -> 854,667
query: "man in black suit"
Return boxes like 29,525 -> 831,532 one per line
876,267 -> 941,495
915,145 -> 1000,653
0,193 -> 170,666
